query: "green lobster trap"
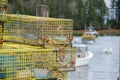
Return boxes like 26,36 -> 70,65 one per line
0,14 -> 73,46
0,42 -> 58,80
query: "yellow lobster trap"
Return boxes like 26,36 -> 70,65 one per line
0,14 -> 73,46
0,13 -> 75,79
0,0 -> 8,14
0,42 -> 58,80
0,20 -> 5,49
57,46 -> 76,72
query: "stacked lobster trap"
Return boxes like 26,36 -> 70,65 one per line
0,12 -> 75,79
0,42 -> 58,80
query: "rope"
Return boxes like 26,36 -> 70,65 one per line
42,35 -> 73,60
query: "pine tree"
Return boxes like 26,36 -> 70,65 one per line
85,0 -> 107,29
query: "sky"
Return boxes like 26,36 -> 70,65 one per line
104,0 -> 112,8
104,0 -> 117,21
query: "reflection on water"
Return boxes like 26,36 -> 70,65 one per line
68,36 -> 119,80
68,66 -> 89,80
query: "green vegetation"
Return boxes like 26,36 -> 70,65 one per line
116,0 -> 120,28
107,0 -> 120,30
7,0 -> 120,30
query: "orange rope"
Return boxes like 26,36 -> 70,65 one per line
43,36 -> 73,60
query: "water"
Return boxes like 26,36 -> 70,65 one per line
68,36 -> 120,80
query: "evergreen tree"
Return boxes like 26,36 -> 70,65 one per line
7,0 -> 108,29
76,0 -> 85,29
116,0 -> 120,22
85,0 -> 107,29
111,0 -> 120,29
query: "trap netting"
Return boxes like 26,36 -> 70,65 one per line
0,14 -> 73,46
0,25 -> 2,39
0,42 -> 58,80
57,46 -> 76,72
0,21 -> 4,49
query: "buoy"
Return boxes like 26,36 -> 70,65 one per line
103,48 -> 113,54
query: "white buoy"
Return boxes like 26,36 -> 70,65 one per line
103,48 -> 113,54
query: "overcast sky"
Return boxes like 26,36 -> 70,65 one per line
104,0 -> 112,8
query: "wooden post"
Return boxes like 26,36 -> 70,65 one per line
36,5 -> 49,17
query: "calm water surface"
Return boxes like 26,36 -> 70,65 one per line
68,36 -> 120,80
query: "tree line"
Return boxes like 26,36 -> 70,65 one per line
7,0 -> 120,30
115,0 -> 120,29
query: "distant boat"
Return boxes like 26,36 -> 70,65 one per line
81,24 -> 99,44
85,26 -> 99,38
103,48 -> 113,54
72,41 -> 93,66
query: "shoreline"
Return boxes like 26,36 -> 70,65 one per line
73,30 -> 120,36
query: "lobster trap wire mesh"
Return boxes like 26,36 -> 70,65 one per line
0,21 -> 5,49
57,46 -> 76,72
0,0 -> 8,14
0,13 -> 75,79
0,14 -> 73,45
0,42 -> 58,80
0,24 -> 3,38
0,50 -> 34,80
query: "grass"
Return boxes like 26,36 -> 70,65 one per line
73,30 -> 120,36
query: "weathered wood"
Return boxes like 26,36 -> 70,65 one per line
36,5 -> 49,17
